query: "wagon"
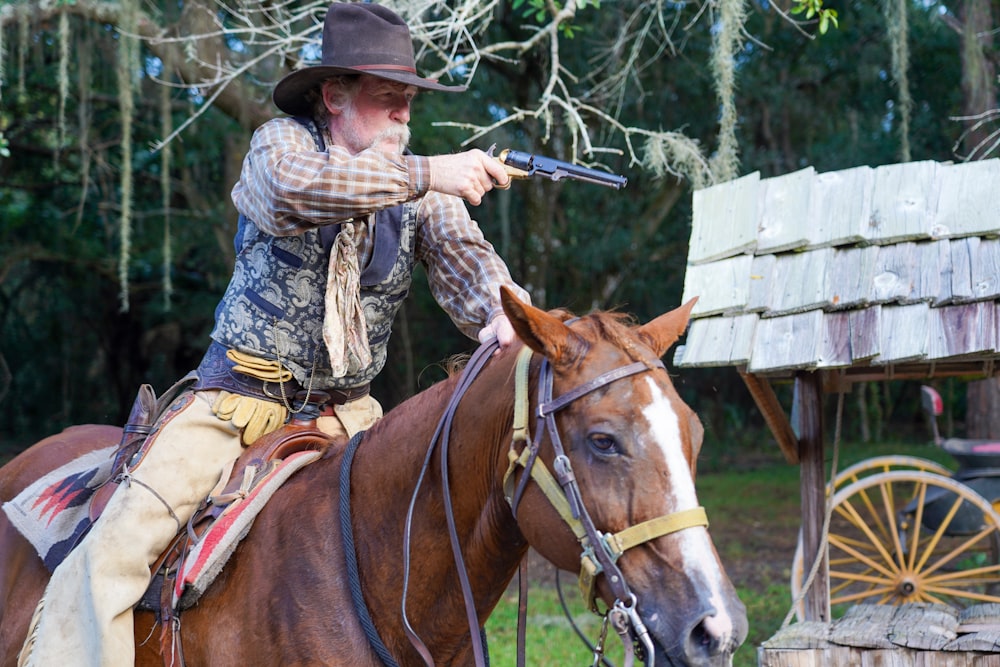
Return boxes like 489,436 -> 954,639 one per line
791,385 -> 1000,618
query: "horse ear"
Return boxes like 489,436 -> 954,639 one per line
500,286 -> 579,363
637,297 -> 698,357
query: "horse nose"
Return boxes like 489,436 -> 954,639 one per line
681,609 -> 735,665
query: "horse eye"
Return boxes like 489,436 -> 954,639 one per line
588,433 -> 618,454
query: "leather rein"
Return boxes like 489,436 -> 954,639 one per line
395,341 -> 709,667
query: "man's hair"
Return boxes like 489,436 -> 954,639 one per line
307,74 -> 362,124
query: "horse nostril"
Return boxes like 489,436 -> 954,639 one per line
686,612 -> 731,659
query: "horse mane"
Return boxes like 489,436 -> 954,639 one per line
554,308 -> 648,366
423,307 -> 649,381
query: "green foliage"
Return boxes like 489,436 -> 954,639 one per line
0,0 -> 987,453
791,0 -> 840,34
510,0 -> 601,38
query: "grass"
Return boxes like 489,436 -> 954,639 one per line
484,438 -> 956,666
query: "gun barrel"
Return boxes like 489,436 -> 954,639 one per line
501,149 -> 627,190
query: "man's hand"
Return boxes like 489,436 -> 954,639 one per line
478,313 -> 517,352
428,149 -> 510,205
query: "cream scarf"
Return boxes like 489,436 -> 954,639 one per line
323,219 -> 372,377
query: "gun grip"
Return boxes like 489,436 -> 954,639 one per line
492,161 -> 530,190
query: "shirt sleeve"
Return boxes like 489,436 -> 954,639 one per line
231,117 -> 431,235
415,191 -> 531,340
232,116 -> 530,338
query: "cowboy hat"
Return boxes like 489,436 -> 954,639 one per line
272,2 -> 466,116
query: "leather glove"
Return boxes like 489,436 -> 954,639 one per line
212,391 -> 287,445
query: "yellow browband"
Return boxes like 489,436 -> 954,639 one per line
503,347 -> 709,612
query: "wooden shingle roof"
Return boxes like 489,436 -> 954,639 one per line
675,159 -> 1000,382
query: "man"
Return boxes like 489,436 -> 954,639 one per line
19,3 -> 528,665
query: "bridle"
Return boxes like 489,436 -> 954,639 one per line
502,345 -> 709,666
398,339 -> 709,667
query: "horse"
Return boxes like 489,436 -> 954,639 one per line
0,288 -> 747,666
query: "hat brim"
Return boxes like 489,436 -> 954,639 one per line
272,65 -> 466,116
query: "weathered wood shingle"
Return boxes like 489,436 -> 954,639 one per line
676,159 -> 1000,376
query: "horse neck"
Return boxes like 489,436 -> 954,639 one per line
357,346 -> 522,541
348,347 -> 527,652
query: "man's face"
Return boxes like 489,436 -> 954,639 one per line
333,75 -> 416,155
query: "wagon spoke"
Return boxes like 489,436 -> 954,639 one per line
828,533 -> 898,581
923,561 -> 1000,584
919,525 -> 998,579
849,487 -> 892,545
911,492 -> 964,574
906,480 -> 931,573
835,498 -> 899,574
878,479 -> 908,572
922,585 -> 1000,604
829,585 -> 897,606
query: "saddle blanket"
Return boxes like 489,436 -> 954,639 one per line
2,445 -> 117,572
174,449 -> 321,609
3,446 -> 322,610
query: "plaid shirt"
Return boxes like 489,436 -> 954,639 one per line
231,116 -> 528,339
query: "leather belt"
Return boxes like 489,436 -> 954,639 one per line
294,386 -> 371,408
194,342 -> 370,409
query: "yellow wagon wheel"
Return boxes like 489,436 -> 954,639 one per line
791,455 -> 954,618
791,470 -> 1000,619
830,456 -> 952,492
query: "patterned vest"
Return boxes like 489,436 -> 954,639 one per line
208,119 -> 417,390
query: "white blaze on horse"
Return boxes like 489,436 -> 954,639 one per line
0,288 -> 747,666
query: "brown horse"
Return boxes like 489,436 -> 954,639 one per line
0,289 -> 747,666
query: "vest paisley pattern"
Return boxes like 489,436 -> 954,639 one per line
210,119 -> 416,390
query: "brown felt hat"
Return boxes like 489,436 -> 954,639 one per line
272,2 -> 466,116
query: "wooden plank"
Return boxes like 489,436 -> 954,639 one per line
757,647 -> 826,666
887,603 -> 958,650
829,246 -> 878,310
758,166 -> 815,254
673,317 -> 734,367
849,306 -> 882,362
761,621 -> 831,649
914,240 -> 945,305
810,165 -> 874,248
972,237 -> 1000,301
749,311 -> 823,372
928,303 -> 997,359
740,370 -> 799,464
830,604 -> 897,648
689,171 -> 759,264
819,311 -> 852,368
681,254 -> 753,316
960,603 -> 1000,627
946,630 -> 1000,652
951,236 -> 977,302
769,249 -> 832,316
748,254 -> 777,312
674,314 -> 759,368
877,303 -> 929,364
932,158 -> 1000,238
868,161 -> 940,245
870,243 -> 919,304
758,648 -> 1000,667
793,372 -> 829,623
728,313 -> 757,365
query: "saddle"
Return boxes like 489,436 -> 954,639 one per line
89,384 -> 336,615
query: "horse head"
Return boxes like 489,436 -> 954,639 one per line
499,287 -> 748,666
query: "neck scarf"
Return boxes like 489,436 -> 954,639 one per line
323,219 -> 372,377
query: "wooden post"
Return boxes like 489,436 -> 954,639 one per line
793,371 -> 829,622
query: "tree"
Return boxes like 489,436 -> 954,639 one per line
946,0 -> 1000,438
0,0 -> 993,451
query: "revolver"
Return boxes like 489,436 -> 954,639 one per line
487,145 -> 627,190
